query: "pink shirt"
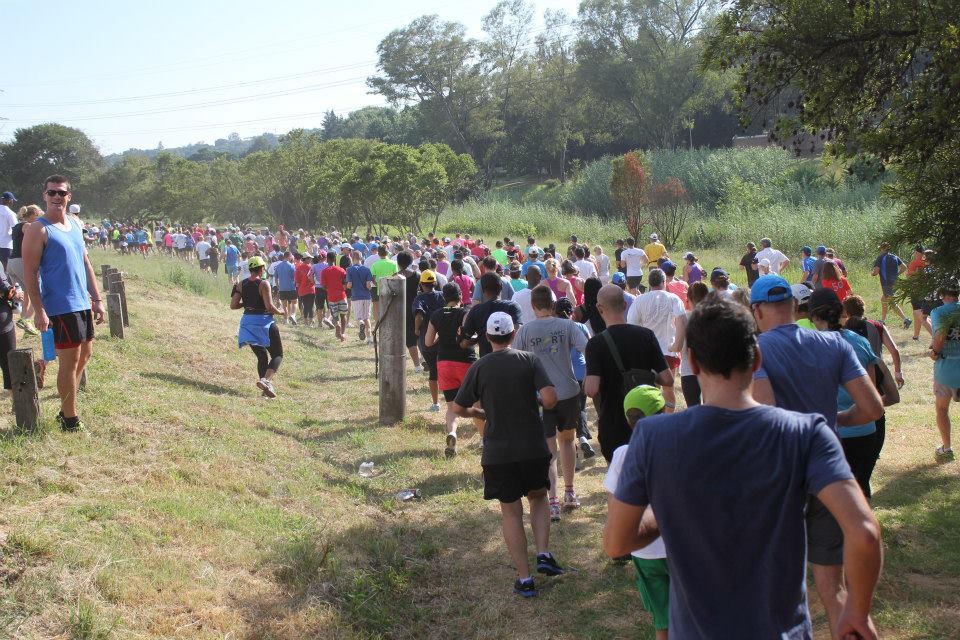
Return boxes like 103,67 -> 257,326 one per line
666,279 -> 689,307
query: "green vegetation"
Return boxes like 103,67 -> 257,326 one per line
0,248 -> 955,638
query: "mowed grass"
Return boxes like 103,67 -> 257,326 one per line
0,247 -> 956,639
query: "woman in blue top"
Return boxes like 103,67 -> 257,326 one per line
230,256 -> 285,398
808,288 -> 881,498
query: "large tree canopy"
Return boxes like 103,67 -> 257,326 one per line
705,0 -> 960,293
0,123 -> 104,203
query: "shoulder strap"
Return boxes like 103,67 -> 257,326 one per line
602,329 -> 627,374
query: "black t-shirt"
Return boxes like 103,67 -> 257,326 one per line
413,291 -> 445,350
740,251 -> 759,286
401,270 -> 420,328
454,348 -> 553,465
10,223 -> 25,259
462,298 -> 523,357
614,247 -> 625,273
585,324 -> 668,456
430,306 -> 476,363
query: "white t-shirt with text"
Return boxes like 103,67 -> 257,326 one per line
620,247 -> 648,277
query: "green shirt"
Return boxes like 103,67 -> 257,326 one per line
491,249 -> 509,266
370,258 -> 398,286
796,318 -> 816,330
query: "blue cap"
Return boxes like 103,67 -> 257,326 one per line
750,274 -> 794,304
660,260 -> 676,275
802,246 -> 812,255
1,191 -> 15,201
611,272 -> 626,285
816,245 -> 827,255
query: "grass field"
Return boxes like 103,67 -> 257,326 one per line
1,248 -> 958,639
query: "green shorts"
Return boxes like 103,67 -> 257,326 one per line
632,557 -> 670,631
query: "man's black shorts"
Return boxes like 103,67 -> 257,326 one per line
277,290 -> 298,302
626,275 -> 643,290
806,495 -> 843,565
482,456 -> 551,503
543,395 -> 581,437
405,319 -> 418,349
51,309 -> 94,349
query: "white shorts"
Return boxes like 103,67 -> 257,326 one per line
351,299 -> 371,321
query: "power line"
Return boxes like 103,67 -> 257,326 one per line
0,62 -> 375,108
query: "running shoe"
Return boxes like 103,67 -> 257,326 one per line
936,446 -> 955,461
579,438 -> 596,459
563,491 -> 581,510
289,316 -> 298,326
57,412 -> 85,432
257,378 -> 277,399
359,323 -> 366,341
513,577 -> 538,598
536,553 -> 566,576
322,317 -> 335,329
445,433 -> 457,457
549,500 -> 561,522
429,402 -> 441,412
912,336 -> 919,341
904,318 -> 912,329
414,365 -> 423,374
17,318 -> 39,336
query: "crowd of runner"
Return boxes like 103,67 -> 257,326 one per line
29,211 -> 957,638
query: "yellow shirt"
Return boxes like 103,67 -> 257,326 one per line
644,242 -> 666,262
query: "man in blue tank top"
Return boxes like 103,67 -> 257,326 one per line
22,175 -> 105,432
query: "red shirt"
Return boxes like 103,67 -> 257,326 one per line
294,262 -> 315,296
822,277 -> 852,301
666,279 -> 689,307
320,265 -> 347,302
907,256 -> 926,276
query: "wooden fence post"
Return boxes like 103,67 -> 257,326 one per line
117,279 -> 129,328
377,276 -> 406,425
107,293 -> 124,339
9,348 -> 39,433
107,272 -> 126,327
100,265 -> 113,295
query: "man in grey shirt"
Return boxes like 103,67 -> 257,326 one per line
515,284 -> 588,520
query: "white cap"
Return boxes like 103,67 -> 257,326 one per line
759,258 -> 771,267
791,283 -> 812,303
486,311 -> 515,336
68,204 -> 81,214
649,233 -> 658,240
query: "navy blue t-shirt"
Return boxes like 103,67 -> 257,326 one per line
753,323 -> 865,429
345,265 -> 374,301
615,404 -> 853,638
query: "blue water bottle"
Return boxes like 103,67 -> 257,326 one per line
41,328 -> 56,362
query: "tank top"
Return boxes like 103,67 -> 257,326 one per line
241,277 -> 270,314
38,217 -> 89,316
546,276 -> 564,299
567,276 -> 584,305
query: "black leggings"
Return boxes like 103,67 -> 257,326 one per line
0,328 -> 15,390
681,375 -> 701,407
250,323 -> 283,379
299,294 -> 315,320
841,432 -> 878,500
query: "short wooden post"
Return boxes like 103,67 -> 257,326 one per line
9,348 -> 39,433
107,273 -> 126,327
107,293 -> 124,339
100,265 -> 112,294
378,276 -> 406,425
117,280 -> 129,328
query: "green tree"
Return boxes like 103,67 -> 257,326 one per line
0,123 -> 104,202
704,0 -> 960,293
576,0 -> 729,149
368,15 -> 501,180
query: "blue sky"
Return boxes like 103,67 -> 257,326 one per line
2,0 -> 581,154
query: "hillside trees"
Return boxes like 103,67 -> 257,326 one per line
576,0 -> 730,150
705,0 -> 960,292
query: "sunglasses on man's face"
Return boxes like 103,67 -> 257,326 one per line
46,189 -> 69,197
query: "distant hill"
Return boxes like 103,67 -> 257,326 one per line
103,131 -> 293,165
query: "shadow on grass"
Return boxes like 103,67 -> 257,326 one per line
307,371 -> 372,383
139,371 -> 244,397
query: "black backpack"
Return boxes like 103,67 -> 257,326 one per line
602,329 -> 656,394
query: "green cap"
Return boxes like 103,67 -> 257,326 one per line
623,385 -> 665,420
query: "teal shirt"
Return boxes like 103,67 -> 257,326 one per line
932,302 -> 960,388
837,329 -> 878,438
